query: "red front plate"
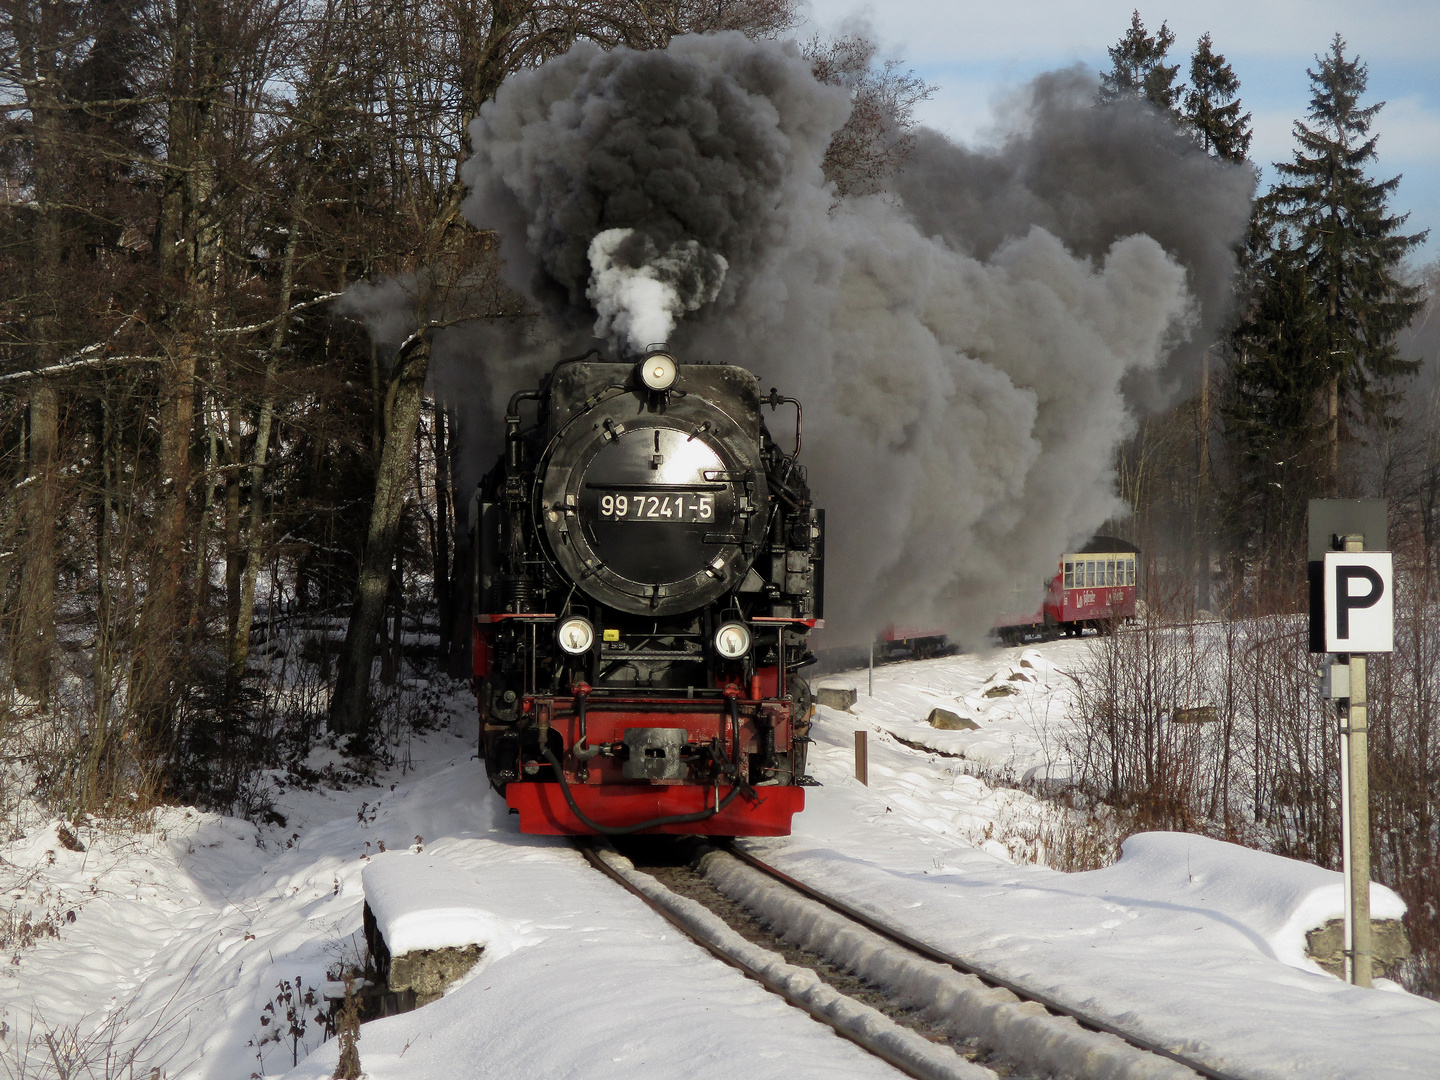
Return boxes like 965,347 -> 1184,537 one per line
506,782 -> 805,836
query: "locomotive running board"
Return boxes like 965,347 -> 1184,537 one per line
506,783 -> 804,836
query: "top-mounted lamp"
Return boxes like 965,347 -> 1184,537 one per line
639,351 -> 677,391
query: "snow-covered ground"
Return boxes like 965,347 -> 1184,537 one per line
1,640 -> 1436,1079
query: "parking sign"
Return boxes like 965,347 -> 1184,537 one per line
1322,551 -> 1393,653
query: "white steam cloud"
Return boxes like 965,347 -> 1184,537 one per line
457,33 -> 1254,642
587,228 -> 728,352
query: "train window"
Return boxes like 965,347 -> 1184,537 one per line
1064,561 -> 1074,587
1107,559 -> 1115,586
1126,558 -> 1136,585
1086,560 -> 1095,587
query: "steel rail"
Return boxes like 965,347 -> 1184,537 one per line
723,845 -> 1249,1080
574,841 -> 950,1080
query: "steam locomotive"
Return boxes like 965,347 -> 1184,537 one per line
469,349 -> 824,835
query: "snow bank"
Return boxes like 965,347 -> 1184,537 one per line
1082,833 -> 1407,972
829,647 -> 1084,771
763,640 -> 1440,1080
362,852 -> 523,958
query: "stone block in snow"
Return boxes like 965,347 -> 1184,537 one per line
928,708 -> 978,730
815,686 -> 858,711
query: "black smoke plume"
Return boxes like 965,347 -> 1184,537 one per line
456,32 -> 1255,641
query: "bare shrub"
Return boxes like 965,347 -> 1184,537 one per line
0,995 -> 192,1080
331,973 -> 362,1080
1061,573 -> 1440,998
1367,572 -> 1440,998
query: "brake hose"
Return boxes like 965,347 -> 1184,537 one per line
536,696 -> 751,835
539,747 -> 744,835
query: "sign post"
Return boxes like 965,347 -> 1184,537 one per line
1309,499 -> 1390,989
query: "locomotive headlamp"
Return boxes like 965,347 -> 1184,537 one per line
714,620 -> 751,659
557,616 -> 596,655
639,352 -> 677,391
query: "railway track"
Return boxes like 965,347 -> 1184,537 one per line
578,839 -> 997,1080
579,838 -> 1250,1080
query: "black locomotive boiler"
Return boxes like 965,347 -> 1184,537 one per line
470,349 -> 824,835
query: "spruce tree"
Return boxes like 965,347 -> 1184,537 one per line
1270,35 -> 1427,488
1184,33 -> 1252,163
1099,11 -> 1181,119
1224,207 -> 1328,582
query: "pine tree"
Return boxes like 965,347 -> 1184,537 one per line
1270,35 -> 1427,489
1099,10 -> 1181,119
1183,33 -> 1252,162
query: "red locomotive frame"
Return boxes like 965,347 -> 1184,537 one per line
474,613 -> 817,836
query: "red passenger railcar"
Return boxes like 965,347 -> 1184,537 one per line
993,537 -> 1139,643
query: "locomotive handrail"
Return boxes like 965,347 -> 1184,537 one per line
583,481 -> 728,492
527,697 -> 774,713
762,388 -> 802,458
571,685 -> 602,761
505,387 -> 544,419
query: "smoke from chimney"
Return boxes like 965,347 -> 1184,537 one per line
455,32 -> 1254,642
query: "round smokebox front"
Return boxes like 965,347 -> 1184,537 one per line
539,407 -> 764,616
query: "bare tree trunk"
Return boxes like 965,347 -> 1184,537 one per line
329,332 -> 431,739
130,0 -> 220,732
193,380 -> 220,628
224,406 -> 243,646
130,344 -> 197,730
433,402 -> 454,653
414,400 -> 453,654
382,557 -> 403,685
15,381 -> 57,705
230,226 -> 301,681
12,8 -> 63,707
87,395 -> 120,796
1195,347 -> 1212,612
1328,371 -> 1340,496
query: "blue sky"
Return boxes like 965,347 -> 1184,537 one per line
798,1 -> 1440,266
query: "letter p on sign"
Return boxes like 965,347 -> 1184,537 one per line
1323,551 -> 1393,653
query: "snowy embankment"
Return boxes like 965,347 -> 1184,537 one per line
0,642 -> 1436,1079
0,696 -> 900,1080
784,648 -> 1434,1079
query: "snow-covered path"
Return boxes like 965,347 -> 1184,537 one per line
2,642 -> 1437,1079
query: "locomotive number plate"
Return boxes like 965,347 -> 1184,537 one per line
597,492 -> 714,521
